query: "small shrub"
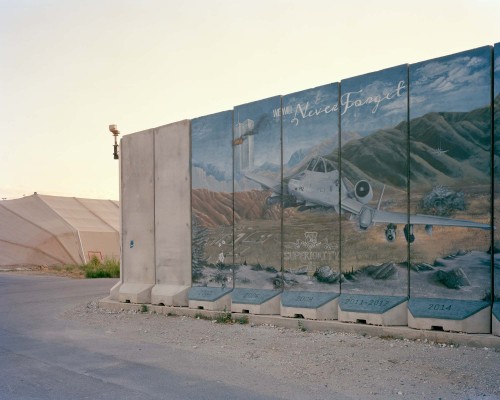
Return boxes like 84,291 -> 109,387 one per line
215,312 -> 232,324
83,257 -> 120,278
140,304 -> 148,313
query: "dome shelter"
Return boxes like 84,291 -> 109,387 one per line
0,194 -> 119,267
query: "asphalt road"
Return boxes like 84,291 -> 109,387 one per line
0,274 -> 322,400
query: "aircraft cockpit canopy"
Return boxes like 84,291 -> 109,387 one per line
305,157 -> 336,173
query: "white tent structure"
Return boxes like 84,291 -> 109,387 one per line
0,194 -> 119,267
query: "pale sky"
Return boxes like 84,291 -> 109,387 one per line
1,0 -> 499,200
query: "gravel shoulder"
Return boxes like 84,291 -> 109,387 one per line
64,299 -> 500,400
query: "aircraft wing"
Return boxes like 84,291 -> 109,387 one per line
244,172 -> 282,194
372,209 -> 491,230
409,213 -> 490,229
339,197 -> 364,215
341,195 -> 491,230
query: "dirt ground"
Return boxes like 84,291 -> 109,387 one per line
0,265 -> 86,279
63,298 -> 500,400
3,268 -> 499,399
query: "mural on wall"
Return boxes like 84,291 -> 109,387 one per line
338,65 -> 409,297
191,111 -> 234,288
494,42 -> 500,305
185,43 -> 497,310
233,96 -> 282,290
409,46 -> 492,301
280,83 -> 341,292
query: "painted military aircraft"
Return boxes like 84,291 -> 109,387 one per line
244,155 -> 492,243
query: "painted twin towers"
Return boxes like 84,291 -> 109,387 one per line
115,44 -> 500,334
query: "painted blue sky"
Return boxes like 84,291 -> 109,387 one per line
340,65 -> 407,137
410,46 -> 491,119
234,96 -> 281,167
282,83 -> 339,163
191,110 -> 233,173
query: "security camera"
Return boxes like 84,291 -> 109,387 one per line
109,124 -> 120,136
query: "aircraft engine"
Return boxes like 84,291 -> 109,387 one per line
359,207 -> 373,230
354,180 -> 373,204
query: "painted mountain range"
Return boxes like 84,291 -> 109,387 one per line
336,102 -> 492,190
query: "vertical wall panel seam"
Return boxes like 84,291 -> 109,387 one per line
280,96 -> 284,289
338,82 -> 342,294
232,110 -> 236,288
407,64 -> 411,300
119,139 -> 124,283
153,129 -> 157,285
490,46 -> 495,312
189,122 -> 193,286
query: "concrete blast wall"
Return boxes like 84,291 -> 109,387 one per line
112,43 -> 500,337
113,121 -> 191,305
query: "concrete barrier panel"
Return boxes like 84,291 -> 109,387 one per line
409,46 -> 493,333
232,96 -> 283,313
408,299 -> 491,333
231,288 -> 281,315
339,65 -> 409,326
338,294 -> 408,326
281,83 -> 340,317
281,291 -> 339,320
191,111 -> 234,292
188,287 -> 233,311
152,121 -> 191,306
118,129 -> 156,303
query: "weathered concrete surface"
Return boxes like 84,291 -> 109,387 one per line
152,121 -> 192,306
117,129 -> 156,303
339,301 -> 408,326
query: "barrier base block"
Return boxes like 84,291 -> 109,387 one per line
408,298 -> 491,333
493,302 -> 500,337
118,283 -> 154,304
109,281 -> 122,301
188,287 -> 233,311
151,284 -> 190,306
281,291 -> 339,320
231,288 -> 281,315
338,294 -> 408,326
